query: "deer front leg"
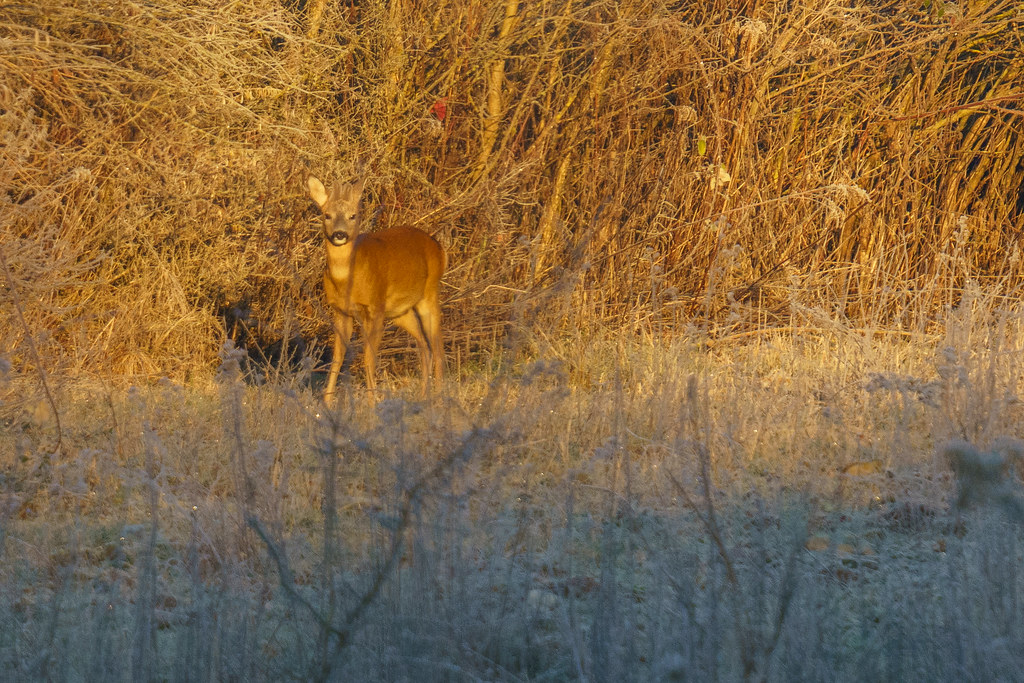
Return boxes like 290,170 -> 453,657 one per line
324,311 -> 353,406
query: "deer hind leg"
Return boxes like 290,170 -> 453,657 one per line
417,295 -> 443,384
393,308 -> 433,397
325,311 -> 353,406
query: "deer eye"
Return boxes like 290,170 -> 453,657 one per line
348,214 -> 357,222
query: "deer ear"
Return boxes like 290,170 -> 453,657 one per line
307,176 -> 328,207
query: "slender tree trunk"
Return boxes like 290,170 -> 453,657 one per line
476,0 -> 519,180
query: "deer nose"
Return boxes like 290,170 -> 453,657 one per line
328,231 -> 349,246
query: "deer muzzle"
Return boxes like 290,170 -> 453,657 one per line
327,231 -> 350,247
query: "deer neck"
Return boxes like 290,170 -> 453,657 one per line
325,240 -> 357,283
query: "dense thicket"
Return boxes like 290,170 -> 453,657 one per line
2,0 -> 1022,378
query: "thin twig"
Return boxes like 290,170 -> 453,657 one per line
0,246 -> 62,457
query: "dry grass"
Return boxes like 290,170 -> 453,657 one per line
3,297 -> 1024,678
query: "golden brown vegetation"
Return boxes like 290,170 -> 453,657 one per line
2,0 -> 1022,383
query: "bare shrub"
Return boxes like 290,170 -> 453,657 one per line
1,0 -> 1022,382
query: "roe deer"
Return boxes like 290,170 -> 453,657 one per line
307,175 -> 445,403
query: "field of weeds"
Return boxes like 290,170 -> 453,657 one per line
4,301 -> 1024,680
3,0 -> 1024,680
